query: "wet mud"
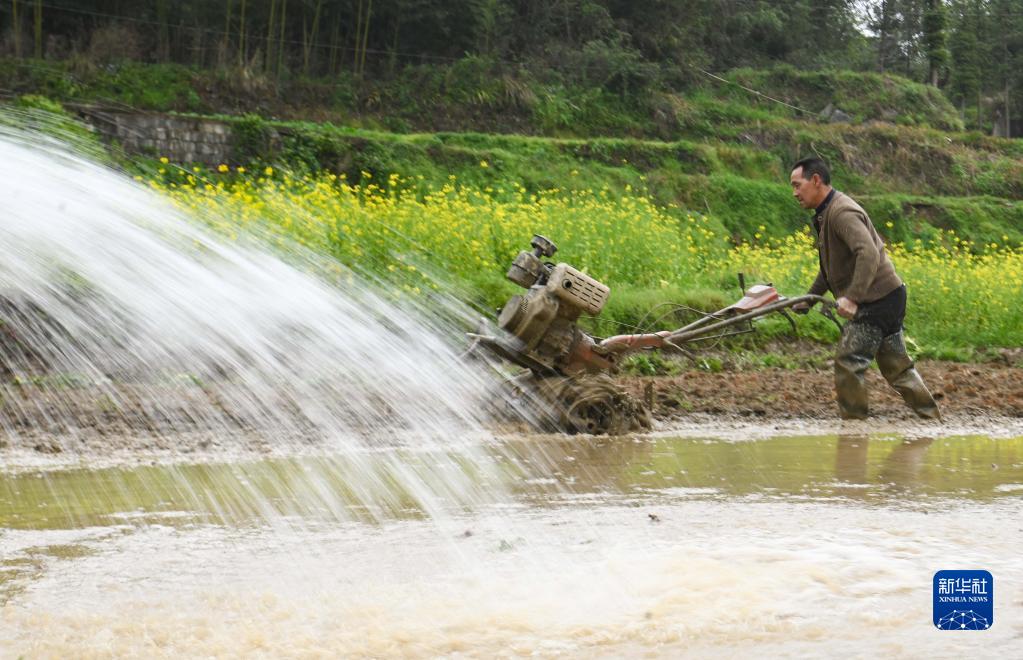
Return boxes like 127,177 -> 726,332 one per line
623,360 -> 1023,424
2,360 -> 1022,465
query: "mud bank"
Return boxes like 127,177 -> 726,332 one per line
1,361 -> 1021,470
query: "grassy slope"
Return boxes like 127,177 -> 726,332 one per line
3,57 -> 1021,246
227,119 -> 1023,248
5,59 -> 1022,362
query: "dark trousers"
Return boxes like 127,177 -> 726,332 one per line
834,285 -> 941,420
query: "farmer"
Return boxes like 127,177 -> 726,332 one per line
789,157 -> 940,421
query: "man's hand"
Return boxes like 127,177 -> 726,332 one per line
835,296 -> 858,320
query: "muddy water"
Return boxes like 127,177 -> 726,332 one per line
2,431 -> 1021,658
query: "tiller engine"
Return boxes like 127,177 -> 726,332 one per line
469,235 -> 836,434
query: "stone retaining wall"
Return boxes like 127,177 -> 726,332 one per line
75,108 -> 234,164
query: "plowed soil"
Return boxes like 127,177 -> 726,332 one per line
622,360 -> 1023,422
2,357 -> 1022,464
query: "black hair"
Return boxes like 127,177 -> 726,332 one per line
791,157 -> 831,185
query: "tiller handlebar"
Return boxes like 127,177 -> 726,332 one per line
468,235 -> 839,377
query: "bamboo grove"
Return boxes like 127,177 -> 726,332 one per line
2,2 -> 1023,132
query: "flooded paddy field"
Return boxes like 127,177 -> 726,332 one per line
2,428 -> 1021,658
2,111 -> 1021,658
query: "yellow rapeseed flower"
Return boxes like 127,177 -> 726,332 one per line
144,167 -> 1023,348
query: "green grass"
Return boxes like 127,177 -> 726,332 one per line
720,66 -> 964,130
5,56 -> 1023,248
0,59 -> 202,111
6,63 -> 1023,361
273,124 -> 1023,248
140,158 -> 1023,357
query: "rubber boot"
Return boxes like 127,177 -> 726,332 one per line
834,321 -> 883,420
877,331 -> 942,421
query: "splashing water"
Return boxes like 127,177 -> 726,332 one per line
0,118 -> 511,520
8,113 -> 1022,658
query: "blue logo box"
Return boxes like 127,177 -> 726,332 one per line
933,570 -> 993,630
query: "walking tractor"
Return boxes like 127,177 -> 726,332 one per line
467,235 -> 840,434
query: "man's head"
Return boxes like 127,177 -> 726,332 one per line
789,157 -> 832,210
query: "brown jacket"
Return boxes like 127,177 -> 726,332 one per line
808,191 -> 902,303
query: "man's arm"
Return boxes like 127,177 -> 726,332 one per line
808,269 -> 829,297
793,269 -> 829,314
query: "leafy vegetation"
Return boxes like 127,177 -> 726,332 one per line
4,1 -> 1022,361
2,1 -> 1022,133
0,93 -> 105,155
144,165 -> 1023,353
157,111 -> 1023,248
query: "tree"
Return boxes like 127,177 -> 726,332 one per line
469,0 -> 511,58
33,0 -> 41,58
302,0 -> 323,75
923,0 -> 950,86
11,0 -> 20,58
989,0 -> 1023,135
238,0 -> 248,67
0,0 -> 1014,120
947,0 -> 986,128
869,0 -> 901,72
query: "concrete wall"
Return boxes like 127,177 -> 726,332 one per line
75,108 -> 235,164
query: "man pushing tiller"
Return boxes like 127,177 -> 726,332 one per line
470,158 -> 941,433
789,157 -> 941,421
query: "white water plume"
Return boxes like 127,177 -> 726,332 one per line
0,118 -> 510,518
